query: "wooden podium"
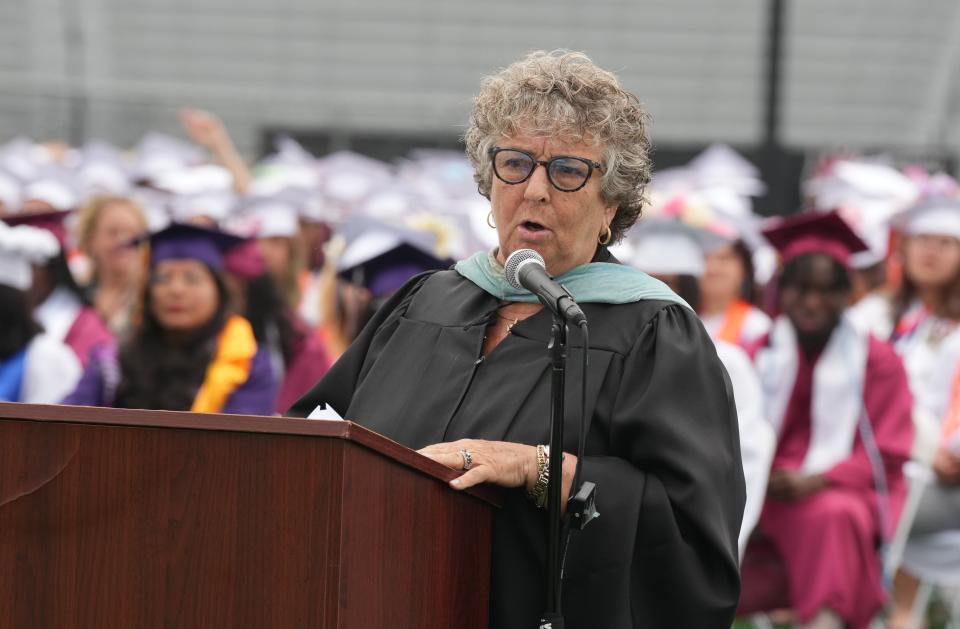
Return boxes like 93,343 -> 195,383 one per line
0,402 -> 498,629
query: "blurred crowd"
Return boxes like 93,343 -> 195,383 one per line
0,109 -> 958,626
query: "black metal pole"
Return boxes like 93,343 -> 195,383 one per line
762,0 -> 785,150
539,316 -> 567,629
759,0 -> 789,217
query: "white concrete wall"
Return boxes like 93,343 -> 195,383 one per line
0,0 -> 957,165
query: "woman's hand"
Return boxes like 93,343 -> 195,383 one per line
767,469 -> 827,501
933,447 -> 960,486
179,108 -> 230,150
418,439 -> 578,509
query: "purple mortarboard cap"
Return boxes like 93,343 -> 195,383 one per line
135,222 -> 243,271
336,216 -> 449,298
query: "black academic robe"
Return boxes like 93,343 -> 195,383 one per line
289,266 -> 745,628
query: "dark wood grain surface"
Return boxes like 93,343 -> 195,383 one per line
0,402 -> 499,507
0,403 -> 496,629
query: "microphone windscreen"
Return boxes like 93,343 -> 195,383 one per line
504,248 -> 544,290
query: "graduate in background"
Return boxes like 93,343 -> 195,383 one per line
740,211 -> 914,629
0,222 -> 82,403
2,209 -> 113,368
221,238 -> 332,414
63,223 -> 276,415
888,334 -> 960,627
629,218 -> 775,559
700,236 -> 772,348
317,216 -> 450,359
72,195 -> 149,336
889,197 -> 960,462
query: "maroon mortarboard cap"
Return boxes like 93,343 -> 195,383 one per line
223,239 -> 267,279
1,208 -> 71,248
762,210 -> 868,268
132,222 -> 243,271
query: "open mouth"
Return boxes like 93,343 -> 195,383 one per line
521,220 -> 546,232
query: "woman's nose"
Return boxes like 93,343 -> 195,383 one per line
523,165 -> 551,203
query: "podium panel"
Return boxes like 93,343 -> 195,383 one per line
0,403 -> 496,629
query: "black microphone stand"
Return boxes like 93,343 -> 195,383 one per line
539,313 -> 567,629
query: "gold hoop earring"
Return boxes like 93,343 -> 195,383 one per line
598,225 -> 613,246
487,211 -> 496,229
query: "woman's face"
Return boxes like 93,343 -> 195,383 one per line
86,202 -> 144,275
489,133 -> 617,276
149,259 -> 220,332
901,233 -> 960,289
780,255 -> 849,337
701,243 -> 745,304
257,236 -> 293,280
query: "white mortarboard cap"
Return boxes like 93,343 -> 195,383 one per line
688,144 -> 767,198
251,136 -> 321,194
77,141 -> 132,197
0,222 -> 60,290
892,196 -> 960,239
271,186 -> 339,224
130,187 -> 172,232
805,158 -> 919,269
250,165 -> 320,196
358,183 -> 423,220
0,170 -> 22,212
227,195 -> 300,239
272,135 -> 317,165
0,138 -> 42,181
299,194 -> 338,223
22,170 -> 79,211
78,162 -> 131,198
628,219 -> 726,277
151,164 -> 233,195
318,151 -> 393,204
397,150 -> 478,200
169,190 -> 237,225
132,132 -> 204,181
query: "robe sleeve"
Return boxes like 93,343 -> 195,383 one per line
61,346 -> 110,407
716,341 -> 775,559
566,304 -> 745,628
222,347 -> 279,416
284,272 -> 434,418
823,337 -> 913,495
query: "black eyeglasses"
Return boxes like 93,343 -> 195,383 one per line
489,147 -> 604,192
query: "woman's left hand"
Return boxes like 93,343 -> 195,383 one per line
767,469 -> 827,501
418,439 -> 578,509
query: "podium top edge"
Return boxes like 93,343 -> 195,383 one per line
0,402 -> 502,507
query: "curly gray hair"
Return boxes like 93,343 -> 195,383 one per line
463,50 -> 653,243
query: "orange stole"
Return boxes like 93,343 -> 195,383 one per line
191,315 -> 258,414
717,300 -> 752,345
942,365 -> 960,444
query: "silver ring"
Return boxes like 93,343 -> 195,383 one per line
459,449 -> 473,471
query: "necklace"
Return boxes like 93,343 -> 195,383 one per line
494,311 -> 520,333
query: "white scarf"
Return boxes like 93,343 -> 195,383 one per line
756,315 -> 870,474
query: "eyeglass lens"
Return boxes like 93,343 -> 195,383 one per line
493,149 -> 592,191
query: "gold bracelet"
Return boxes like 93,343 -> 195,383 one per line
526,444 -> 549,509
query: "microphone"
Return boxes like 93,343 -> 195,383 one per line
504,249 -> 587,326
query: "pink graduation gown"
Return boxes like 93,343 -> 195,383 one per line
63,307 -> 114,369
742,336 -> 913,628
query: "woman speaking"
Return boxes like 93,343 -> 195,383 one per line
289,50 -> 745,628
